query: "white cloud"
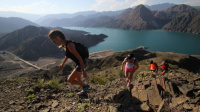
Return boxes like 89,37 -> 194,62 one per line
91,0 -> 147,12
0,1 -> 57,14
184,0 -> 200,6
90,0 -> 200,12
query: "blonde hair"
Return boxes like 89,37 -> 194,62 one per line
48,29 -> 66,48
48,29 -> 65,40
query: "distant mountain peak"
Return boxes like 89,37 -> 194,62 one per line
115,4 -> 158,30
167,4 -> 197,12
146,3 -> 175,11
134,4 -> 149,11
133,5 -> 153,20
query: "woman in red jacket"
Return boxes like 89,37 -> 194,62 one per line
159,60 -> 170,75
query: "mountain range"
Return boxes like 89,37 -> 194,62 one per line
0,11 -> 42,22
0,26 -> 107,60
38,4 -> 200,34
0,3 -> 200,36
0,17 -> 38,34
145,3 -> 175,10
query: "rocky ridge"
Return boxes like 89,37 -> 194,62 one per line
0,71 -> 199,112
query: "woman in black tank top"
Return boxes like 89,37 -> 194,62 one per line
47,29 -> 89,95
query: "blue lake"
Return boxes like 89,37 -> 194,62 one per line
65,27 -> 200,55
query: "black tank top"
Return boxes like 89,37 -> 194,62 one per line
65,41 -> 85,65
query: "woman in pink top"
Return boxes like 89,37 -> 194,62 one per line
121,53 -> 139,87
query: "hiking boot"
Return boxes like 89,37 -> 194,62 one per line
77,90 -> 85,95
126,78 -> 129,82
83,84 -> 90,92
77,84 -> 90,95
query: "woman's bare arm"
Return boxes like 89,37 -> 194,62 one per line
121,58 -> 127,71
60,56 -> 68,69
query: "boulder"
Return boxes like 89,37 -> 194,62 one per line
190,97 -> 200,104
51,100 -> 59,108
146,84 -> 162,106
40,108 -> 50,112
177,84 -> 194,96
165,81 -> 175,96
109,105 -> 118,112
157,99 -> 165,112
193,106 -> 200,112
140,102 -> 150,111
132,89 -> 148,102
183,103 -> 192,110
170,97 -> 189,108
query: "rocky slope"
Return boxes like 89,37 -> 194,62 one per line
0,48 -> 200,111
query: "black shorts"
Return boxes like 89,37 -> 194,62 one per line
151,70 -> 156,72
162,69 -> 168,72
75,61 -> 87,72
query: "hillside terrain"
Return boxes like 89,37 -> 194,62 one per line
0,26 -> 107,60
0,47 -> 200,111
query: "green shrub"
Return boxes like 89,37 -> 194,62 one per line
118,70 -> 124,78
77,103 -> 90,112
36,79 -> 44,88
91,77 -> 107,85
17,78 -> 25,83
44,78 -> 60,89
0,78 -> 4,83
66,93 -> 74,98
27,94 -> 35,99
26,89 -> 34,93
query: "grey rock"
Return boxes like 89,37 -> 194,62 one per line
132,88 -> 148,102
183,103 -> 192,110
147,79 -> 162,106
170,97 -> 190,108
51,100 -> 59,108
165,81 -> 175,96
190,97 -> 200,104
9,100 -> 15,105
140,102 -> 150,111
177,84 -> 194,96
157,99 -> 165,112
40,108 -> 50,112
109,105 -> 118,112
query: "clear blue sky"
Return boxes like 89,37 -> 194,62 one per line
0,0 -> 199,14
